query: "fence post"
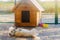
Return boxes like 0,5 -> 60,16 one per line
55,0 -> 58,24
15,0 -> 16,5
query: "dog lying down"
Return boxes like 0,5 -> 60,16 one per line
8,26 -> 41,40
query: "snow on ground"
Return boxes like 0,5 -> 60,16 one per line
0,23 -> 60,40
0,14 -> 14,22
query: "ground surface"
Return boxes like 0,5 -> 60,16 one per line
0,23 -> 60,40
0,13 -> 60,40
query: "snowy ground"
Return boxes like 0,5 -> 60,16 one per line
0,14 -> 14,22
0,23 -> 60,40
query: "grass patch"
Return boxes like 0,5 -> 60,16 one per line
37,1 -> 60,13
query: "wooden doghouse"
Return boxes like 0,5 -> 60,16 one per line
12,0 -> 44,27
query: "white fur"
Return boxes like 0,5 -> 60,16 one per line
9,26 -> 15,33
33,35 -> 41,40
15,28 -> 39,36
9,27 -> 40,40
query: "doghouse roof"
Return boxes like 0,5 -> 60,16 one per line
13,0 -> 44,12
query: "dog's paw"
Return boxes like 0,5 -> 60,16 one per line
33,35 -> 41,40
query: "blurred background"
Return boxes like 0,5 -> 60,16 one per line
0,0 -> 60,24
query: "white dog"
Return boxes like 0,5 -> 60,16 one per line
8,26 -> 41,40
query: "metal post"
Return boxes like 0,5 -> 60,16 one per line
55,0 -> 58,24
15,0 -> 16,5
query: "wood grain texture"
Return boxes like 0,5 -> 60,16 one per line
13,3 -> 40,27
